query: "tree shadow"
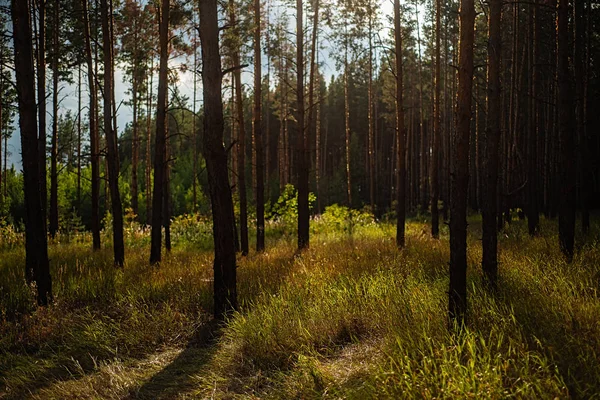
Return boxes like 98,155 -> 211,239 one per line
126,320 -> 223,400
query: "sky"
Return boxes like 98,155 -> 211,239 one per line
6,0 -> 421,170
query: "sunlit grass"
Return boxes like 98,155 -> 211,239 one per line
0,214 -> 599,399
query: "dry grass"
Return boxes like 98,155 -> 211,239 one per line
1,215 -> 599,399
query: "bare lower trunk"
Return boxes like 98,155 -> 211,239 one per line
449,0 -> 475,326
394,0 -> 406,248
199,0 -> 238,319
482,0 -> 501,289
101,0 -> 125,266
150,0 -> 169,264
82,0 -> 101,250
12,0 -> 52,305
557,0 -> 575,261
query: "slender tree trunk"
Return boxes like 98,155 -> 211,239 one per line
430,0 -> 441,238
77,65 -> 82,210
307,0 -> 319,215
100,0 -> 125,266
482,0 -> 501,289
199,0 -> 238,319
527,2 -> 539,235
82,0 -> 101,250
192,11 -> 198,212
35,0 -> 48,232
394,0 -> 406,248
49,0 -> 59,237
449,0 -> 475,326
296,0 -> 309,251
574,0 -> 589,234
131,5 -> 139,218
254,0 -> 265,252
414,0 -> 426,213
146,55 -> 154,225
557,0 -> 575,262
12,0 -> 52,305
344,39 -> 352,207
368,14 -> 375,213
150,0 -> 169,264
230,1 -> 249,256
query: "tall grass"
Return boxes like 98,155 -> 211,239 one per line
0,214 -> 598,399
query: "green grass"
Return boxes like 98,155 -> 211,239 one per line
1,216 -> 599,399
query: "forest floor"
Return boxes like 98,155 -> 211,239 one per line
1,214 -> 599,399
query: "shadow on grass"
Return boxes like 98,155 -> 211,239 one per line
127,321 -> 222,400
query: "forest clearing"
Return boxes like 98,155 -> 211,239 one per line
1,214 -> 599,398
1,0 -> 599,397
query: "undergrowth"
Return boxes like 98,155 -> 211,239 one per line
0,212 -> 598,399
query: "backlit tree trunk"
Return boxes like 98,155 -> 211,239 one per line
199,0 -> 238,319
296,0 -> 309,250
394,0 -> 405,248
150,0 -> 169,264
449,0 -> 475,325
482,0 -> 501,289
254,0 -> 265,252
12,0 -> 52,305
82,0 -> 101,250
557,0 -> 575,261
101,0 -> 125,266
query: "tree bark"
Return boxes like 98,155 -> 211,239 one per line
394,0 -> 405,248
296,0 -> 309,251
150,0 -> 169,264
254,0 -> 265,252
131,1 -> 139,218
49,0 -> 59,237
344,37 -> 352,207
12,0 -> 52,305
229,1 -> 249,256
557,0 -> 575,261
82,0 -> 101,250
482,0 -> 501,289
527,1 -> 539,235
36,0 -> 48,232
430,0 -> 441,238
449,0 -> 475,326
100,0 -> 125,266
199,0 -> 238,319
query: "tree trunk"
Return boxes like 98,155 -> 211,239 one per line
574,0 -> 589,234
150,0 -> 169,264
296,0 -> 309,251
229,1 -> 249,256
146,55 -> 154,225
394,0 -> 405,248
100,0 -> 125,266
77,65 -> 82,210
199,0 -> 238,319
36,0 -> 48,231
557,0 -> 575,261
12,0 -> 52,305
368,15 -> 375,213
131,2 -> 139,218
527,2 -> 539,235
482,0 -> 501,289
254,0 -> 265,252
344,41 -> 352,207
449,0 -> 475,326
430,0 -> 441,238
82,0 -> 101,250
49,0 -> 59,237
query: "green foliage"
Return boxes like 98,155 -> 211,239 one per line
170,213 -> 213,249
319,203 -> 374,235
266,184 -> 316,225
